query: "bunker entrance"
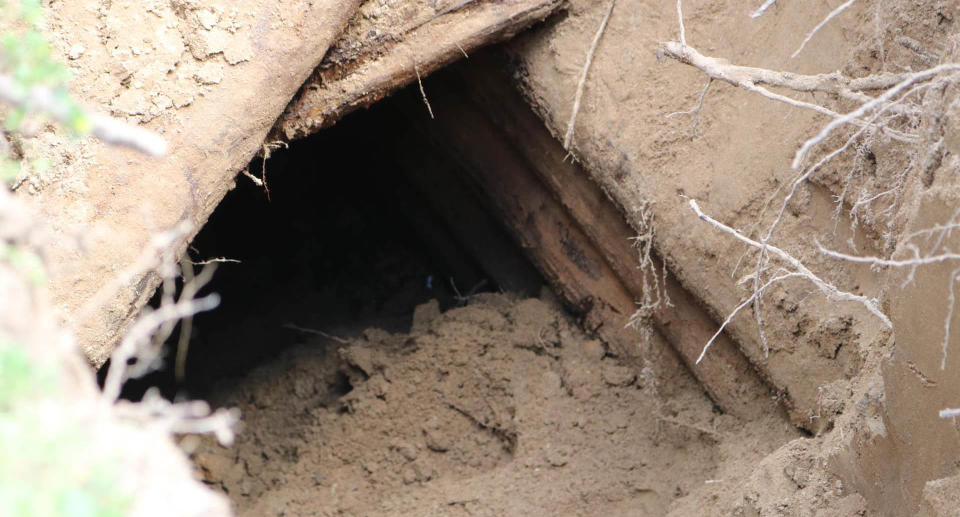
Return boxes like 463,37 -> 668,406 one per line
171,52 -> 797,517
176,76 -> 544,398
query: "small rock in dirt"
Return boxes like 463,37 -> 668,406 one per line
402,466 -> 418,485
601,362 -> 637,387
293,375 -> 315,398
67,44 -> 85,60
411,299 -> 441,334
545,445 -> 571,467
582,339 -> 605,362
194,61 -> 224,85
424,427 -> 452,452
391,441 -> 418,461
540,370 -> 563,395
340,345 -> 375,376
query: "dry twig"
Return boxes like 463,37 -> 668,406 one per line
413,60 -> 435,119
689,199 -> 891,362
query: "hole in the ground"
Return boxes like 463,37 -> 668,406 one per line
107,51 -> 797,517
178,87 -> 544,398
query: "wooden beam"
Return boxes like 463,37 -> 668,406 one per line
275,0 -> 562,140
393,56 -> 772,418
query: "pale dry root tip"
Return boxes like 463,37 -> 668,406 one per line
791,0 -> 856,59
283,323 -> 351,344
941,408 -> 960,419
0,73 -> 167,157
749,0 -> 776,18
115,389 -> 241,446
563,0 -> 616,151
413,60 -> 435,120
688,199 -> 892,364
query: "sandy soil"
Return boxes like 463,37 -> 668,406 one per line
192,293 -> 815,516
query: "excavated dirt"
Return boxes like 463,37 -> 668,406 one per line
192,293 -> 811,516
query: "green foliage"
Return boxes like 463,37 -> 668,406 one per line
0,339 -> 133,517
0,0 -> 87,134
0,4 -> 133,516
0,0 -> 90,184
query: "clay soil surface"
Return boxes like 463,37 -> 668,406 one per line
192,293 -> 809,516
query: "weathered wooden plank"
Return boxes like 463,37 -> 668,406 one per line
395,78 -> 652,370
449,55 -> 772,417
392,131 -> 544,297
275,0 -> 562,140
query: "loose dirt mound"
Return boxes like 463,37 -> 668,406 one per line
191,294 -> 814,516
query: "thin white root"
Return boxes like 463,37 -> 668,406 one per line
791,0 -> 856,59
0,74 -> 167,156
793,64 -> 960,169
666,78 -> 712,137
283,323 -> 351,344
696,271 -> 805,364
817,240 -> 960,371
941,408 -> 960,419
943,270 -> 960,370
676,0 -> 686,47
750,0 -> 776,18
241,169 -> 263,186
564,0 -> 616,150
413,61 -> 435,120
690,199 -> 892,327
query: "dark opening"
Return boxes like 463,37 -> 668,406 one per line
105,76 -> 544,400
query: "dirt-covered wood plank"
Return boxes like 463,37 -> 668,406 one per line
275,0 -> 562,140
448,55 -> 773,418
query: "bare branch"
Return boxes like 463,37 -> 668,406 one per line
115,388 -> 240,446
103,291 -> 220,402
657,42 -> 919,142
0,73 -> 167,156
793,64 -> 960,169
690,199 -> 892,328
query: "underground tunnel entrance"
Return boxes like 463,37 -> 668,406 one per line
146,54 -> 797,516
174,80 -> 544,398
